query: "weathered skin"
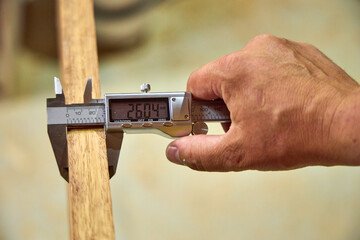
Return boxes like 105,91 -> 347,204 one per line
166,34 -> 360,171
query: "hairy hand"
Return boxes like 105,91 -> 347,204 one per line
166,34 -> 360,171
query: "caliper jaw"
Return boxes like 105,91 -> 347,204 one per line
48,124 -> 69,180
47,77 -> 123,182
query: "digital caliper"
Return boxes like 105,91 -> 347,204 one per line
47,77 -> 230,181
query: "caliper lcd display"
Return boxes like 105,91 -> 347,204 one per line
109,98 -> 169,122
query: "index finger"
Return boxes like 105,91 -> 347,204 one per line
186,52 -> 242,100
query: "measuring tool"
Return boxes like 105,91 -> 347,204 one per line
47,77 -> 230,181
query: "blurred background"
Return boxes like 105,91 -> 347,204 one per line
1,0 -> 360,239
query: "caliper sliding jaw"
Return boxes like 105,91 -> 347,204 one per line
47,77 -> 123,182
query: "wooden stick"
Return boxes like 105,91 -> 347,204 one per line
0,0 -> 20,97
57,1 -> 115,239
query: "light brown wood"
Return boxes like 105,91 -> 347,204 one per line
67,129 -> 115,240
0,0 -> 21,97
57,1 -> 115,239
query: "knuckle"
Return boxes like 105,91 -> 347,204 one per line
220,140 -> 244,171
184,151 -> 206,171
187,69 -> 203,92
215,52 -> 245,83
216,52 -> 241,71
179,145 -> 199,171
184,143 -> 206,171
185,142 -> 195,161
188,70 -> 199,85
250,34 -> 278,44
245,34 -> 289,54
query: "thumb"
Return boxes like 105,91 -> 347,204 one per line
166,134 -> 235,171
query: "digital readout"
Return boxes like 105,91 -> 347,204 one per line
109,98 -> 169,122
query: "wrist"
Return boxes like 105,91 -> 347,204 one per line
329,87 -> 360,166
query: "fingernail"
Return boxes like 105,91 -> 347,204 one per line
166,145 -> 181,165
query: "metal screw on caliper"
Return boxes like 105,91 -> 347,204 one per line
140,83 -> 151,93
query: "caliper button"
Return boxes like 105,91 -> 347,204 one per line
121,123 -> 132,128
142,123 -> 152,127
163,122 -> 173,127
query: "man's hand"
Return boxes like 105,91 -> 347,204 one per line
166,34 -> 360,171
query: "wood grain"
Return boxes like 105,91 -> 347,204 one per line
57,0 -> 115,239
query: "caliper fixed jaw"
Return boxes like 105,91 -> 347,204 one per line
47,77 -> 123,182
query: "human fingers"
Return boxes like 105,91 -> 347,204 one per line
166,134 -> 242,171
186,52 -> 244,101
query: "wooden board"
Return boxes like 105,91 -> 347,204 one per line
57,0 -> 115,239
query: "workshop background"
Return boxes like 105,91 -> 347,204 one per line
1,0 -> 360,239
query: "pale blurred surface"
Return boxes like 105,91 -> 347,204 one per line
1,0 -> 360,239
